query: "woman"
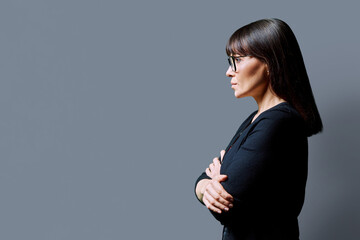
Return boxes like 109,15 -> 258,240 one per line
194,19 -> 322,240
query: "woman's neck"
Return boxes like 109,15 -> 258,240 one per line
252,87 -> 286,122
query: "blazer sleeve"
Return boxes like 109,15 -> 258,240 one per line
194,112 -> 257,206
209,115 -> 306,225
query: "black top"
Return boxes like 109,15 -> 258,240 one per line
195,102 -> 308,240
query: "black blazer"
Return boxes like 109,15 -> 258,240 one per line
195,102 -> 308,240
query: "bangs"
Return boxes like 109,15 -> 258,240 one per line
225,30 -> 251,56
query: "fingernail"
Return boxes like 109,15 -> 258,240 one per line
229,204 -> 233,208
217,210 -> 221,214
224,207 -> 229,211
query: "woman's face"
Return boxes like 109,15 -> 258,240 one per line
226,56 -> 269,99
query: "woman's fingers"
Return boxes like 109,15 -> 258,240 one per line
211,179 -> 234,203
220,150 -> 225,162
203,191 -> 227,213
209,162 -> 215,173
205,154 -> 223,179
206,182 -> 233,208
213,157 -> 221,169
203,195 -> 222,214
213,174 -> 228,182
203,180 -> 234,213
205,167 -> 211,177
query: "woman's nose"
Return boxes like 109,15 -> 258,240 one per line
226,66 -> 235,77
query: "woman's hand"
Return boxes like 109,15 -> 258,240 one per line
206,150 -> 225,179
202,175 -> 234,214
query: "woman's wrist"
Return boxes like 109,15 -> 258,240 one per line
195,179 -> 211,202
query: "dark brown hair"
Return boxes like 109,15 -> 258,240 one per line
226,18 -> 322,136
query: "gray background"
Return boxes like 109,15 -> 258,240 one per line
1,0 -> 359,239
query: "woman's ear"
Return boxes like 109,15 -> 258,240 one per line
264,64 -> 270,77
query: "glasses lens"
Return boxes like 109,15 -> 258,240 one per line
228,57 -> 236,71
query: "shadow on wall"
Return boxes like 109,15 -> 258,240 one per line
302,99 -> 360,240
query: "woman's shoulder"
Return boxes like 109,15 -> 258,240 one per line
259,102 -> 302,121
238,103 -> 306,151
252,102 -> 305,132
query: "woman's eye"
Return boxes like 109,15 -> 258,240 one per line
235,57 -> 242,62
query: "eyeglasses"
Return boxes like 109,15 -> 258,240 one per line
227,55 -> 249,72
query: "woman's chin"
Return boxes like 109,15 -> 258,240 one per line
234,91 -> 246,99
